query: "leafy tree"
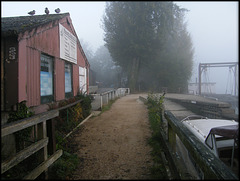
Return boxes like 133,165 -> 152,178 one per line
89,45 -> 122,88
80,38 -> 94,61
103,2 -> 193,92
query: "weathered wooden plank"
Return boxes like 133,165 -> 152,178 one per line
164,111 -> 238,179
23,149 -> 63,180
1,110 -> 59,137
1,138 -> 48,174
63,113 -> 93,140
57,99 -> 83,111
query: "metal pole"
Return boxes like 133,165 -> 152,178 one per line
234,64 -> 237,96
198,63 -> 202,95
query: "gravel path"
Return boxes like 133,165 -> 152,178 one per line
69,94 -> 153,180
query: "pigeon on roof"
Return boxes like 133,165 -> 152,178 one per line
45,7 -> 49,15
28,10 -> 35,16
55,8 -> 60,13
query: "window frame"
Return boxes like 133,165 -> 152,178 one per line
40,54 -> 54,104
65,61 -> 73,98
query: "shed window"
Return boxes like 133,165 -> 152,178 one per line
65,62 -> 73,98
40,54 -> 54,104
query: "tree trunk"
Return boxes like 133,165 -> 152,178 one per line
128,58 -> 140,92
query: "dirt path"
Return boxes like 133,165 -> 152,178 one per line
69,94 -> 153,180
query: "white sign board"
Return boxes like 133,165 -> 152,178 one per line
59,23 -> 77,64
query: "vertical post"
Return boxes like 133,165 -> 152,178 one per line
168,123 -> 176,152
107,93 -> 109,104
37,121 -> 48,179
42,121 -> 47,160
43,121 -> 48,179
34,125 -> 38,142
67,108 -> 69,122
198,63 -> 202,95
47,119 -> 56,155
234,64 -> 237,96
100,95 -> 102,109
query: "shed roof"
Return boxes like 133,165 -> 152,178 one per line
1,13 -> 70,36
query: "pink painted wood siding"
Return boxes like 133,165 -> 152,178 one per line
18,39 -> 27,102
73,65 -> 79,95
55,58 -> 65,101
26,47 -> 40,106
17,15 -> 89,108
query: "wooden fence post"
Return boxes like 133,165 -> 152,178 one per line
37,120 -> 48,179
168,123 -> 176,152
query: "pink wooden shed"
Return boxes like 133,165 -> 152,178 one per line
1,13 -> 90,114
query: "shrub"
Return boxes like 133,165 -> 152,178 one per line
7,101 -> 34,151
147,93 -> 168,179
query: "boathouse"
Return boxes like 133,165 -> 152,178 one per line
1,13 -> 89,114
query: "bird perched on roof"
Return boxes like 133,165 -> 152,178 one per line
28,10 -> 35,16
55,8 -> 60,13
45,7 -> 49,15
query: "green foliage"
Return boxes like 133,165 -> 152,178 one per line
76,93 -> 92,118
50,93 -> 92,136
147,92 -> 165,122
2,102 -> 37,179
1,151 -> 40,179
147,93 -> 168,179
103,2 -> 193,92
49,94 -> 92,179
7,101 -> 34,151
8,101 -> 34,121
48,151 -> 79,180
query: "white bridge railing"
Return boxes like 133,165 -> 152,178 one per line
90,88 -> 130,110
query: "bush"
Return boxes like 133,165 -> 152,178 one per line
48,150 -> 79,180
7,101 -> 34,151
49,93 -> 92,179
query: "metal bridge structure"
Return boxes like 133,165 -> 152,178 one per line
198,62 -> 238,96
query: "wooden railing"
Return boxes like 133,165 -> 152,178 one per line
139,95 -> 238,179
164,110 -> 238,179
1,109 -> 61,179
1,99 -> 84,179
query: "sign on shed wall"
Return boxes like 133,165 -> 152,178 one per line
59,23 -> 77,64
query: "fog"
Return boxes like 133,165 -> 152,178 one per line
2,1 -> 238,94
175,2 -> 238,94
1,1 -> 106,52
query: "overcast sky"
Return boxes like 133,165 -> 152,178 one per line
175,1 -> 238,95
1,1 -> 238,94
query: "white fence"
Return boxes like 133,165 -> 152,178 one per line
90,88 -> 130,110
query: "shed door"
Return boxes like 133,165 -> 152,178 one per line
3,37 -> 18,110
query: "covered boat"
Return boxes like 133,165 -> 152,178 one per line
181,115 -> 239,172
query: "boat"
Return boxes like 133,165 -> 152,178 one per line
181,115 -> 239,175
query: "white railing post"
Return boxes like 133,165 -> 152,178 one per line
100,95 -> 102,109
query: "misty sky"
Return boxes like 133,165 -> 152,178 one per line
1,1 -> 238,94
